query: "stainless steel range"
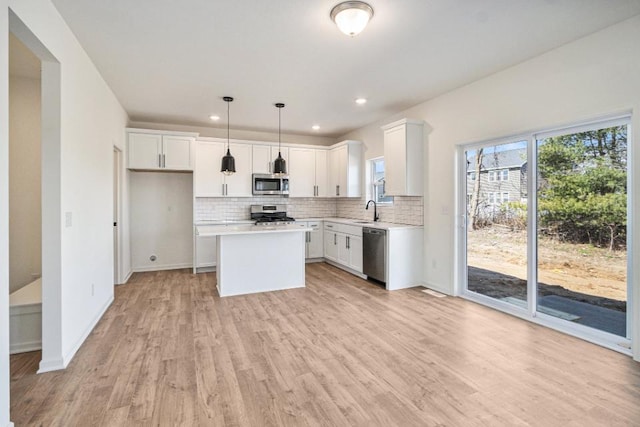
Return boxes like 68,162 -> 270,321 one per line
250,205 -> 296,226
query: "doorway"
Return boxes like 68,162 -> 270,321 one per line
460,116 -> 631,352
113,147 -> 121,285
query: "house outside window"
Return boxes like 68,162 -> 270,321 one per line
488,169 -> 509,182
371,158 -> 393,204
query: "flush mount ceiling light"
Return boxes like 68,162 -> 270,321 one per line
312,125 -> 320,131
330,1 -> 374,37
355,97 -> 367,105
273,103 -> 287,176
209,115 -> 220,121
220,96 -> 236,176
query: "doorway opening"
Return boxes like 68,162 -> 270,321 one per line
459,116 -> 632,352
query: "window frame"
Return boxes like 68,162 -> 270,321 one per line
370,157 -> 393,205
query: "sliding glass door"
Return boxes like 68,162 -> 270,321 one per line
465,140 -> 529,308
535,123 -> 629,338
462,118 -> 631,346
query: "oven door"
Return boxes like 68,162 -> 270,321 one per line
253,174 -> 284,195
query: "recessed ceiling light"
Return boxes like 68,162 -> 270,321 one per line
355,98 -> 367,105
312,125 -> 320,131
209,115 -> 220,121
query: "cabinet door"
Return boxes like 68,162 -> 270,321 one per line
289,148 -> 316,197
128,133 -> 162,169
348,235 -> 363,273
329,146 -> 348,197
196,235 -> 217,267
252,145 -> 271,174
336,233 -> 349,265
324,230 -> 338,261
383,125 -> 407,196
162,136 -> 193,170
194,141 -> 225,197
307,222 -> 324,258
314,150 -> 328,197
224,143 -> 252,196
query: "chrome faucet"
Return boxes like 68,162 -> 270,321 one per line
365,200 -> 379,222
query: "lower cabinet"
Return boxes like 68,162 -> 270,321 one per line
323,222 -> 363,273
195,235 -> 216,269
305,221 -> 324,259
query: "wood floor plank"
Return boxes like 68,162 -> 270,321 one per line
10,263 -> 640,426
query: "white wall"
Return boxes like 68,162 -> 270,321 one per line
1,0 -> 12,422
341,16 -> 640,359
9,75 -> 41,294
131,172 -> 193,271
8,0 -> 129,373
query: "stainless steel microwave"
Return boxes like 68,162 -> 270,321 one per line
252,174 -> 289,196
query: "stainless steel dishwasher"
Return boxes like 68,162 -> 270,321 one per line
363,227 -> 386,283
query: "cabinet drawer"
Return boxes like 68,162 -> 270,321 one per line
323,221 -> 361,237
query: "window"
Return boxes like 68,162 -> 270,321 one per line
370,158 -> 393,204
468,171 -> 476,180
488,192 -> 509,205
489,169 -> 509,182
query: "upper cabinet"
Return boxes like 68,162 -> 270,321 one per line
194,139 -> 253,197
381,119 -> 424,196
288,148 -> 328,197
127,129 -> 196,171
252,145 -> 289,174
327,141 -> 362,198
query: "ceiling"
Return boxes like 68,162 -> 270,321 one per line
50,0 -> 640,138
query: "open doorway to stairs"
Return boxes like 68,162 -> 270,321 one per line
8,10 -> 64,381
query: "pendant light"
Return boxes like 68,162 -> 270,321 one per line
273,103 -> 287,176
330,1 -> 374,37
220,96 -> 236,175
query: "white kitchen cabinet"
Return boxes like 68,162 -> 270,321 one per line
194,141 -> 225,197
194,140 -> 252,197
323,222 -> 362,273
381,119 -> 424,196
300,221 -> 323,259
324,230 -> 338,261
224,143 -> 253,196
128,131 -> 195,171
289,148 -> 328,197
327,140 -> 362,197
252,145 -> 289,174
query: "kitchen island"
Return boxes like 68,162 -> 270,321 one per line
197,224 -> 311,297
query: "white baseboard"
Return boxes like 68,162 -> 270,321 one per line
422,282 -> 453,296
10,340 -> 41,355
38,294 -> 114,373
117,269 -> 133,285
132,263 -> 192,273
38,356 -> 65,373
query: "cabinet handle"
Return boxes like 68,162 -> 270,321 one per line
222,183 -> 225,195
158,154 -> 162,168
162,154 -> 166,168
225,184 -> 228,195
346,236 -> 350,249
336,185 -> 340,196
334,233 -> 337,245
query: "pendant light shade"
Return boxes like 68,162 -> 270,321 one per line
220,96 -> 236,175
330,1 -> 374,37
273,103 -> 287,176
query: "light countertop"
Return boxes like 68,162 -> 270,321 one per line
197,223 -> 311,237
314,217 -> 422,230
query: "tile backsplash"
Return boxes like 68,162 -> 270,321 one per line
195,197 -> 337,222
195,196 -> 423,226
336,196 -> 423,226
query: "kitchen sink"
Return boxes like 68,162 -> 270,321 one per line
354,221 -> 372,224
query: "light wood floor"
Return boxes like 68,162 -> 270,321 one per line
10,263 -> 640,426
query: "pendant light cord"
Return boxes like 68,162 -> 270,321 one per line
227,100 -> 230,151
278,107 -> 281,153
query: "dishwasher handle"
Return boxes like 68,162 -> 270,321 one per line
363,227 -> 386,235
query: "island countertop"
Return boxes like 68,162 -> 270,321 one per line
197,223 -> 311,237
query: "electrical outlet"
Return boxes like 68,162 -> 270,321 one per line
91,283 -> 95,296
65,212 -> 73,227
